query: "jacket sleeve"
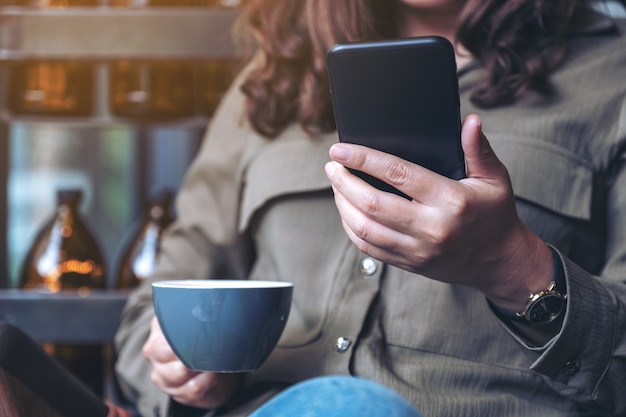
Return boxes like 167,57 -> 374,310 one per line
113,61 -> 258,417
509,147 -> 626,415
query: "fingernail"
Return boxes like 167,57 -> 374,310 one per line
329,143 -> 352,162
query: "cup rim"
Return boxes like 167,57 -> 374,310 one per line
152,279 -> 293,289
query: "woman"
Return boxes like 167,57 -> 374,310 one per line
114,0 -> 626,416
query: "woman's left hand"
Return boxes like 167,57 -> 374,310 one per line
325,114 -> 553,311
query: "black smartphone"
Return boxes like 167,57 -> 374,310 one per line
326,36 -> 464,198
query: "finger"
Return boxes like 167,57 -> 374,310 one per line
328,168 -> 449,266
172,373 -> 242,410
167,371 -> 218,403
332,186 -> 413,251
149,340 -> 178,363
327,160 -> 444,238
339,215 -> 415,269
326,161 -> 419,234
326,160 -> 416,217
151,358 -> 198,389
328,142 -> 448,203
143,320 -> 178,363
461,114 -> 508,181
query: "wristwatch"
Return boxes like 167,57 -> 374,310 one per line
488,246 -> 568,325
515,281 -> 567,325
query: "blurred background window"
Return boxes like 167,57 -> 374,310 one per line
0,2 -> 242,289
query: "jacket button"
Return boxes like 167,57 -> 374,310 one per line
359,257 -> 378,276
335,337 -> 352,352
563,360 -> 580,375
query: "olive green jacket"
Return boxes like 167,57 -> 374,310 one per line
115,12 -> 626,417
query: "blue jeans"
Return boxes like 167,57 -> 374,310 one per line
249,376 -> 423,417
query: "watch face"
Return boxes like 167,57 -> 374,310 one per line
526,293 -> 565,324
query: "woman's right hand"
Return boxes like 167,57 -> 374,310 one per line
142,316 -> 242,409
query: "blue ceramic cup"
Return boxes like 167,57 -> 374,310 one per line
152,280 -> 293,372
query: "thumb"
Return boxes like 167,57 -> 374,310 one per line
461,114 -> 506,180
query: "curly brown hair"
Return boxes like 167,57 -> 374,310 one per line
237,0 -> 591,139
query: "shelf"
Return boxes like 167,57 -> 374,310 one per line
0,108 -> 212,127
0,289 -> 129,343
0,7 -> 242,125
0,7 -> 240,60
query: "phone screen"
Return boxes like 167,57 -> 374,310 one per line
326,36 -> 464,197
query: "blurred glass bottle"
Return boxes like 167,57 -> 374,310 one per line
20,188 -> 106,291
5,0 -> 98,117
108,0 -> 240,118
8,61 -> 95,117
109,60 -> 195,120
115,188 -> 174,289
19,188 -> 107,396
